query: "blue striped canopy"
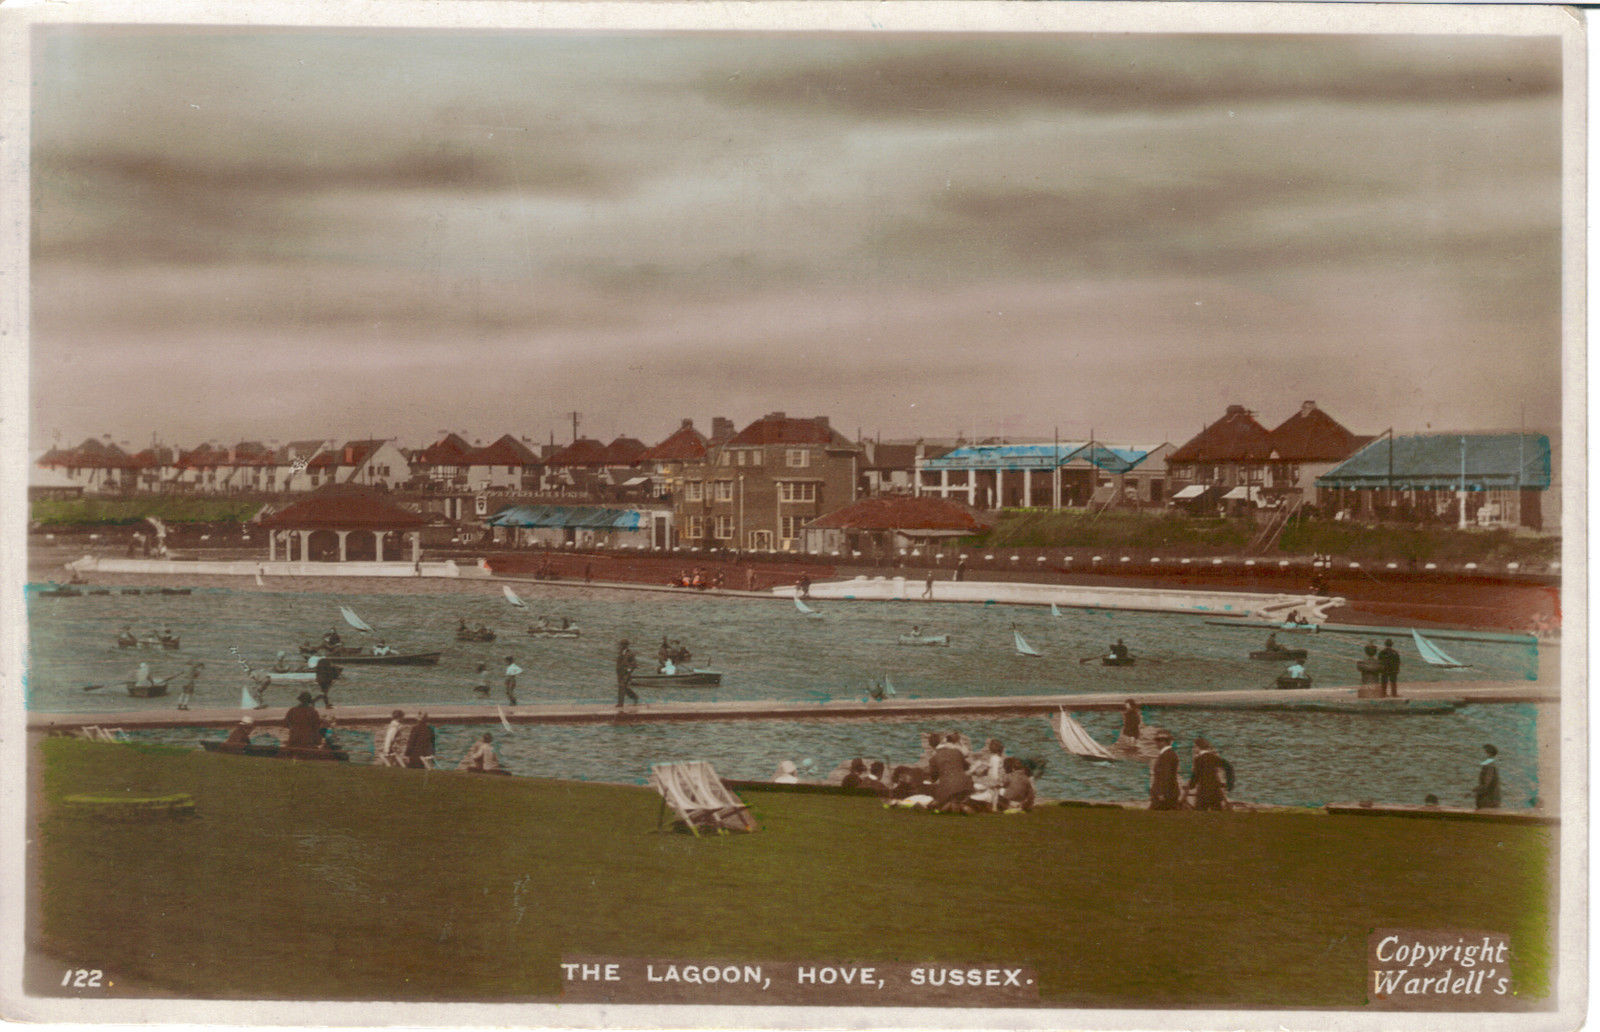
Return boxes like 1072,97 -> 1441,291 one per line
485,505 -> 645,529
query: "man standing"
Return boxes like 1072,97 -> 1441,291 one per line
797,574 -> 811,599
404,712 -> 436,769
923,571 -> 935,600
312,659 -> 342,709
1473,744 -> 1502,809
175,661 -> 203,711
1148,730 -> 1182,810
1187,737 -> 1234,811
615,639 -> 639,708
381,709 -> 406,764
1378,638 -> 1402,697
503,655 -> 522,706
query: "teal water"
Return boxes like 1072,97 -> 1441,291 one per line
27,583 -> 1545,809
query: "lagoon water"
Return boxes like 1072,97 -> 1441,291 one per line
26,581 -> 1546,809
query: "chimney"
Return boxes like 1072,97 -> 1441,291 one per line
711,416 -> 734,442
1225,404 -> 1247,416
680,418 -> 694,429
1300,400 -> 1316,416
813,416 -> 830,430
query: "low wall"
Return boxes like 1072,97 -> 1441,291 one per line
64,556 -> 487,579
782,575 -> 1330,619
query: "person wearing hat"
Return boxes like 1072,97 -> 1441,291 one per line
1378,638 -> 1402,697
313,658 -> 342,709
222,716 -> 257,748
1187,737 -> 1234,811
285,690 -> 323,749
1473,744 -> 1502,809
404,712 -> 436,769
1148,730 -> 1182,810
615,639 -> 639,708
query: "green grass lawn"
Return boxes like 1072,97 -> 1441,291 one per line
32,738 -> 1555,1007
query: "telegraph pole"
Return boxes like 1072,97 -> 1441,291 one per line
565,411 -> 581,443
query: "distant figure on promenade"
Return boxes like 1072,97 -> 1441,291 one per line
404,713 -> 436,769
797,574 -> 811,599
1120,699 -> 1142,742
615,639 -> 639,708
955,558 -> 967,582
1148,731 -> 1181,810
313,660 -> 342,709
459,732 -> 503,773
176,661 -> 203,711
1187,737 -> 1234,811
1378,638 -> 1402,697
923,571 -> 935,599
503,656 -> 522,706
381,710 -> 406,760
1473,744 -> 1502,809
473,663 -> 491,698
285,691 -> 323,749
585,563 -> 593,583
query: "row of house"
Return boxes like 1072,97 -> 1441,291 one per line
32,402 -> 1556,544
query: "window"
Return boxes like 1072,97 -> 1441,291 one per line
686,515 -> 704,540
781,515 -> 804,541
719,451 -> 732,466
786,449 -> 810,468
714,480 -> 735,502
779,481 -> 817,503
736,451 -> 747,466
714,514 -> 734,539
685,481 -> 704,503
750,450 -> 764,466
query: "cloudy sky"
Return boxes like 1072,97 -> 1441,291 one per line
29,25 -> 1565,452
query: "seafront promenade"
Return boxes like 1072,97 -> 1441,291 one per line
29,680 -> 1554,733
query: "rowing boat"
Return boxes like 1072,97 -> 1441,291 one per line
1274,675 -> 1314,690
1101,655 -> 1136,667
897,634 -> 950,646
201,741 -> 350,762
456,629 -> 497,643
527,626 -> 581,638
631,669 -> 723,687
1249,648 -> 1308,661
311,651 -> 442,667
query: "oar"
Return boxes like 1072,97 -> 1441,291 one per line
1078,655 -> 1102,664
81,683 -> 113,693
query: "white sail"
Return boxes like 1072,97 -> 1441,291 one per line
241,685 -> 258,710
502,584 -> 526,608
882,674 -> 897,698
497,706 -> 515,732
1411,628 -> 1470,668
340,605 -> 375,633
794,595 -> 822,617
1013,629 -> 1042,657
1052,710 -> 1116,761
1050,603 -> 1063,617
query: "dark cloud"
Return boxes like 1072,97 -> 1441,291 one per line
707,36 -> 1560,120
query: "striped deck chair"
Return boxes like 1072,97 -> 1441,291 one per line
648,761 -> 757,837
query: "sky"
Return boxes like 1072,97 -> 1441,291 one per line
28,26 -> 1566,453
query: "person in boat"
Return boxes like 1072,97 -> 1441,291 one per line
998,757 -> 1036,812
1120,699 -> 1142,742
458,617 -> 469,634
285,691 -> 323,749
133,661 -> 155,688
272,650 -> 292,673
503,655 -> 522,706
117,625 -> 137,648
1148,730 -> 1182,811
1473,744 -> 1501,809
175,661 -> 202,711
322,629 -> 343,650
223,716 -> 259,748
1264,632 -> 1281,653
1109,638 -> 1130,661
910,625 -> 922,639
1378,638 -> 1402,698
459,732 -> 503,773
1187,737 -> 1234,811
474,623 -> 491,639
372,640 -> 396,657
671,641 -> 690,664
403,713 -> 436,769
928,733 -> 975,813
1284,660 -> 1308,681
657,639 -> 672,672
312,660 -> 341,709
473,663 -> 491,698
533,615 -> 550,632
559,617 -> 572,630
248,668 -> 273,710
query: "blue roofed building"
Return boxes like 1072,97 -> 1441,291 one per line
484,503 -> 674,549
1316,432 -> 1554,530
913,440 -> 1171,510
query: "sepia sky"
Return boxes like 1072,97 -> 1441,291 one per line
29,28 -> 1565,452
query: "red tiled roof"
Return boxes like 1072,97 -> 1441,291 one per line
807,496 -> 990,533
641,421 -> 710,463
469,435 -> 541,466
728,412 -> 853,447
259,484 -> 428,529
1268,403 -> 1367,463
600,436 -> 647,466
176,444 -> 231,470
1169,405 -> 1276,463
545,438 -> 612,467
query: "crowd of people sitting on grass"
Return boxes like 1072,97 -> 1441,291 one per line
774,732 -> 1040,814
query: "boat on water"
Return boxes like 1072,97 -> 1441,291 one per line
126,677 -> 174,698
631,669 -> 723,687
118,635 -> 180,650
527,625 -> 581,638
456,629 -> 497,643
309,651 -> 442,667
159,587 -> 193,595
1101,655 -> 1137,667
897,633 -> 951,647
201,741 -> 350,762
1274,675 -> 1314,690
1250,648 -> 1308,662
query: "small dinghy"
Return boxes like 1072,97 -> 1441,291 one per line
83,676 -> 175,698
1250,648 -> 1308,662
897,633 -> 950,647
316,651 -> 442,667
1274,675 -> 1314,690
1100,655 -> 1136,667
527,624 -> 580,638
631,669 -> 723,687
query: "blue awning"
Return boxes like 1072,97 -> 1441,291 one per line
485,505 -> 645,529
921,442 -> 1144,474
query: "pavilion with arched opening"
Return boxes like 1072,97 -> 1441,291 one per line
259,484 -> 429,564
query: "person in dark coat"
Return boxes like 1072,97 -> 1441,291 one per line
1120,699 -> 1142,740
1187,737 -> 1233,811
1378,638 -> 1402,697
312,660 -> 341,709
1148,731 -> 1182,810
928,732 -> 975,812
1473,744 -> 1502,809
615,639 -> 639,708
285,691 -> 323,749
404,713 -> 436,769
